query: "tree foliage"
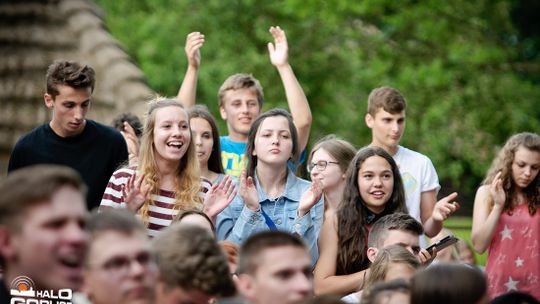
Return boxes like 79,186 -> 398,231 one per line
95,0 -> 540,211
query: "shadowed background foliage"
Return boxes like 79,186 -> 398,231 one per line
95,0 -> 540,215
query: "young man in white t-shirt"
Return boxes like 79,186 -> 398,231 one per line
365,86 -> 459,239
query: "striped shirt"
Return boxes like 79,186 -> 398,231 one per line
100,167 -> 212,238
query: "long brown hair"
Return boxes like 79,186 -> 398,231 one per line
138,98 -> 202,224
483,132 -> 540,214
245,108 -> 299,179
336,147 -> 407,275
188,105 -> 224,175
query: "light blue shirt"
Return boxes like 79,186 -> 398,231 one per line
216,169 -> 324,263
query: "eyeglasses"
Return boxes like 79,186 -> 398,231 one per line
307,160 -> 339,173
92,251 -> 157,278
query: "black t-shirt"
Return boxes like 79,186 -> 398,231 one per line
8,120 -> 128,210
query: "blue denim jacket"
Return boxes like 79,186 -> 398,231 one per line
216,169 -> 324,263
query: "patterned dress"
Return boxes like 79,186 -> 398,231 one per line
485,203 -> 540,300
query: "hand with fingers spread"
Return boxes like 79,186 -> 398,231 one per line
268,26 -> 289,68
298,178 -> 323,217
239,170 -> 260,212
122,172 -> 150,213
185,32 -> 205,69
490,171 -> 505,209
431,192 -> 460,222
121,121 -> 140,166
203,175 -> 237,219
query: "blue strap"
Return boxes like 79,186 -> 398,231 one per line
260,207 -> 278,230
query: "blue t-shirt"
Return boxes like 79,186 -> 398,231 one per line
220,136 -> 306,178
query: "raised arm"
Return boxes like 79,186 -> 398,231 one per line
313,213 -> 368,295
268,26 -> 312,153
471,172 -> 505,253
176,32 -> 205,107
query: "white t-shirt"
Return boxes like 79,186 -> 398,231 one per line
393,146 -> 440,246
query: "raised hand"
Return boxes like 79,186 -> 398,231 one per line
431,192 -> 460,222
185,32 -> 205,68
298,178 -> 323,217
122,172 -> 150,213
267,26 -> 289,67
203,175 -> 237,219
121,121 -> 140,166
490,171 -> 506,209
239,170 -> 260,212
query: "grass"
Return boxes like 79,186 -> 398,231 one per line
443,216 -> 487,266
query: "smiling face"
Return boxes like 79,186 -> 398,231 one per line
219,88 -> 261,141
253,115 -> 293,167
152,106 -> 191,166
190,117 -> 214,168
5,186 -> 88,291
45,84 -> 91,137
511,145 -> 540,189
357,155 -> 394,213
309,148 -> 345,192
366,108 -> 405,155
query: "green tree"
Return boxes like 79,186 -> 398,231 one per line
96,0 -> 540,212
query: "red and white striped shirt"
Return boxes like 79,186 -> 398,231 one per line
100,167 -> 212,238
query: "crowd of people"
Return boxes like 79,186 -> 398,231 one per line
1,25 -> 539,304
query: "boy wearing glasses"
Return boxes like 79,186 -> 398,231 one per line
82,209 -> 157,304
365,87 -> 459,241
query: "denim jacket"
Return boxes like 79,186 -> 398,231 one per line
216,169 -> 324,263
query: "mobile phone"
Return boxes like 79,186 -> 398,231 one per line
425,235 -> 458,254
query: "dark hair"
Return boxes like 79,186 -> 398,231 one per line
490,291 -> 540,304
177,209 -> 216,233
362,279 -> 411,304
411,263 -> 487,304
153,224 -> 236,297
245,108 -> 299,179
46,60 -> 96,98
237,231 -> 307,275
188,104 -> 224,174
336,147 -> 407,275
0,165 -> 86,231
367,86 -> 407,116
111,112 -> 143,137
367,213 -> 424,248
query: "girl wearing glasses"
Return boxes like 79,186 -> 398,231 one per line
314,146 -> 408,295
216,108 -> 324,262
308,135 -> 356,219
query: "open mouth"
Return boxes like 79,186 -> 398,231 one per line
370,191 -> 385,199
59,254 -> 83,269
167,141 -> 183,149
